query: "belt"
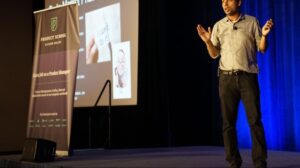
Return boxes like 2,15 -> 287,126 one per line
219,70 -> 249,76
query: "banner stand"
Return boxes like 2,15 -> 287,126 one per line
27,2 -> 80,157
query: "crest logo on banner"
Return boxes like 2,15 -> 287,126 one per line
51,17 -> 58,32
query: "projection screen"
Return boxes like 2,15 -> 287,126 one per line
45,0 -> 139,106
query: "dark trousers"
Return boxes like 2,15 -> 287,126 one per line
219,72 -> 267,168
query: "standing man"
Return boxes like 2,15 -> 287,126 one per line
196,0 -> 273,168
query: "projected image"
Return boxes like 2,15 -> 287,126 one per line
45,0 -> 138,106
112,42 -> 131,99
85,3 -> 121,64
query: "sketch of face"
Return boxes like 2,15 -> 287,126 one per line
115,49 -> 127,88
95,16 -> 110,48
92,15 -> 112,63
117,50 -> 126,75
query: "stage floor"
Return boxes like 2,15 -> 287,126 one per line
1,146 -> 300,167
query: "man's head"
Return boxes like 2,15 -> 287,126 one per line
222,0 -> 241,16
118,49 -> 126,63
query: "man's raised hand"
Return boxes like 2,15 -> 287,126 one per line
197,24 -> 211,43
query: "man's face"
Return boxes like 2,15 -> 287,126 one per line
118,51 -> 125,64
222,0 -> 241,16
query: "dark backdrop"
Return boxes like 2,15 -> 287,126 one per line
0,0 -> 226,153
1,0 -> 298,154
0,1 -> 33,153
69,0 -> 225,149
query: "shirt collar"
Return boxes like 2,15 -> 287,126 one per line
225,13 -> 246,23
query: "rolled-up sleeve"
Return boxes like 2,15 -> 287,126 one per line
254,19 -> 262,51
211,23 -> 220,48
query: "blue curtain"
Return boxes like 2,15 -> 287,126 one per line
236,0 -> 300,151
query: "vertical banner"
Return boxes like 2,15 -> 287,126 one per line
27,3 -> 79,156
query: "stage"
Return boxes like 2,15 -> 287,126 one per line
0,146 -> 299,167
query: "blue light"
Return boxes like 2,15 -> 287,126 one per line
237,0 -> 300,151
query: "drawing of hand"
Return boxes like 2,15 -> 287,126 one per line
86,36 -> 99,64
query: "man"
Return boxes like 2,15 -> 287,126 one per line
196,0 -> 273,168
115,49 -> 128,88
